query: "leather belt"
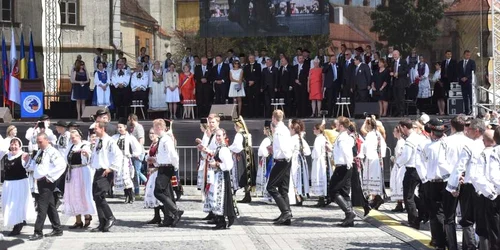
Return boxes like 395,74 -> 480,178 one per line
158,164 -> 174,167
274,159 -> 289,163
335,164 -> 348,167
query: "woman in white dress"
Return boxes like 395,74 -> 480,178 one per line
256,120 -> 273,200
144,128 -> 167,224
415,55 -> 431,113
165,63 -> 180,119
310,123 -> 332,207
358,117 -> 386,210
93,62 -> 111,107
389,126 -> 406,212
228,61 -> 245,115
1,138 -> 35,236
288,119 -> 311,206
149,61 -> 167,111
112,118 -> 142,204
196,118 -> 209,191
64,130 -> 96,229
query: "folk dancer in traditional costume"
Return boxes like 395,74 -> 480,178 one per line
131,63 -> 150,109
289,119 -> 311,206
111,59 -> 132,119
165,120 -> 183,201
330,117 -> 356,227
256,120 -> 273,200
389,126 -> 406,212
27,133 -> 67,241
348,121 -> 371,216
419,118 -> 450,250
311,123 -> 332,207
198,114 -> 220,222
144,128 -> 167,224
148,119 -> 183,227
112,118 -> 142,204
266,110 -> 294,225
90,121 -> 122,232
54,121 -> 71,202
196,118 -> 209,191
446,118 -> 486,249
149,61 -> 167,111
64,130 -> 96,229
1,138 -> 36,236
206,129 -> 238,230
25,115 -> 57,156
358,117 -> 387,210
480,128 -> 500,249
440,115 -> 468,250
93,62 -> 112,107
471,129 -> 498,249
230,116 -> 255,203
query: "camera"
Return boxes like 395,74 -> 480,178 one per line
319,110 -> 328,116
37,121 -> 46,129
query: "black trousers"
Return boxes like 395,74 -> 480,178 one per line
428,182 -> 446,248
263,91 -> 272,118
329,165 -> 352,200
461,83 -> 473,114
294,83 -> 308,117
132,90 -> 149,109
484,196 -> 500,250
283,89 -> 294,118
111,86 -> 130,119
214,83 -> 228,104
459,183 -> 478,250
93,169 -> 115,226
34,180 -> 62,235
197,83 -> 213,118
393,85 -> 406,116
442,185 -> 459,250
325,87 -> 338,117
403,167 -> 420,226
351,165 -> 367,207
245,85 -> 260,118
266,160 -> 291,214
154,166 -> 178,218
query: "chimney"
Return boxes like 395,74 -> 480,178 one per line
334,7 -> 344,25
363,0 -> 370,6
344,0 -> 352,5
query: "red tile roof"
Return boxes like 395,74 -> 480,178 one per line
121,0 -> 158,24
329,23 -> 369,43
446,0 -> 490,15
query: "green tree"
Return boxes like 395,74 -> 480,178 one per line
370,0 -> 444,53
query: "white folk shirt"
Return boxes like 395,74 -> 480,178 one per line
272,121 -> 293,160
111,69 -> 131,88
443,132 -> 470,168
229,133 -> 244,154
217,147 -> 234,172
90,134 -> 123,171
421,139 -> 451,182
415,136 -> 431,183
446,138 -> 485,192
130,72 -> 149,91
333,131 -> 354,168
471,146 -> 497,199
156,132 -> 179,170
396,131 -> 421,169
27,145 -> 67,183
486,145 -> 500,198
64,141 -> 92,166
56,131 -> 71,158
25,126 -> 57,152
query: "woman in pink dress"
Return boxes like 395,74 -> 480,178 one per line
308,59 -> 323,117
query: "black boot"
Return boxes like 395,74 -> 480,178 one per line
203,212 -> 214,220
372,195 -> 384,210
363,202 -> 372,217
444,223 -> 458,250
124,189 -> 130,204
174,186 -> 182,201
239,190 -> 252,203
212,216 -> 226,230
391,201 -> 404,212
8,223 -> 23,236
334,194 -> 355,227
147,207 -> 162,224
314,197 -> 326,207
295,195 -> 303,206
128,189 -> 134,204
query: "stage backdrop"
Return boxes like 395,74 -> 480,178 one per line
199,0 -> 330,37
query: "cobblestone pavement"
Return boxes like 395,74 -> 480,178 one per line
0,187 -> 431,250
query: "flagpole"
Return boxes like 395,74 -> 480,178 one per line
1,26 -> 4,108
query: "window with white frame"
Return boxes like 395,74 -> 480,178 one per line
60,0 -> 78,25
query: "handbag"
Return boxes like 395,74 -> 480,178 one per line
235,83 -> 242,91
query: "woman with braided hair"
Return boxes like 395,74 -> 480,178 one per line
311,123 -> 332,207
288,119 -> 311,206
256,120 -> 273,201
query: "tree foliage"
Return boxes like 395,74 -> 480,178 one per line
370,0 -> 444,53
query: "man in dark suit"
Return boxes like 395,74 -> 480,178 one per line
337,44 -> 347,66
323,55 -> 341,117
390,50 -> 410,117
210,55 -> 230,104
351,56 -> 372,103
195,57 -> 212,117
243,54 -> 261,117
341,50 -> 355,97
293,55 -> 310,117
458,50 -> 476,115
261,58 -> 278,118
441,50 -> 458,95
278,57 -> 294,117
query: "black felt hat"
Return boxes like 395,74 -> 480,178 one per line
164,119 -> 171,127
264,120 -> 272,128
40,114 -> 50,121
55,121 -> 67,128
200,118 -> 208,124
118,117 -> 128,126
67,121 -> 80,128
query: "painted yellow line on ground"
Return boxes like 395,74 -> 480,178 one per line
355,208 -> 431,247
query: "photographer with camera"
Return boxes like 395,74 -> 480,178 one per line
25,115 -> 57,157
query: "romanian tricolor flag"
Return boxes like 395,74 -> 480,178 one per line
1,34 -> 10,106
19,32 -> 27,79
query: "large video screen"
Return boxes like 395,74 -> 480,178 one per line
199,0 -> 330,37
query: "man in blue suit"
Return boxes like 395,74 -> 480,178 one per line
458,50 -> 476,115
210,55 -> 230,104
322,55 -> 341,117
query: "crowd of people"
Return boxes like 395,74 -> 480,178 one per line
2,106 -> 500,249
69,45 -> 476,121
